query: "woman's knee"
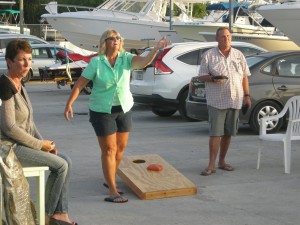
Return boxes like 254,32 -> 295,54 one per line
102,146 -> 117,157
54,154 -> 72,174
117,142 -> 127,153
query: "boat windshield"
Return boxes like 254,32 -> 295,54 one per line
97,0 -> 152,13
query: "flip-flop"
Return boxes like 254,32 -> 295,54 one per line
200,168 -> 216,176
49,218 -> 78,225
218,164 -> 235,171
104,195 -> 128,203
103,183 -> 124,195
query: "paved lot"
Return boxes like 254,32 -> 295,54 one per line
21,82 -> 300,225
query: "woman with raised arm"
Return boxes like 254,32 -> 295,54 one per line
64,29 -> 170,203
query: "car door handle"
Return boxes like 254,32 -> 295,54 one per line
277,85 -> 288,91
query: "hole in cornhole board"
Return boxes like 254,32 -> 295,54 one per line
133,159 -> 146,164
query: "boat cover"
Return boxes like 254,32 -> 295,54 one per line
206,2 -> 250,10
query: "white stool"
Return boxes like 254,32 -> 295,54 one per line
23,166 -> 49,225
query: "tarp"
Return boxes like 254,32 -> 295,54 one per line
0,9 -> 20,15
206,2 -> 250,10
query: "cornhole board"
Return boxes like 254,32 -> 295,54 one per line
117,154 -> 197,200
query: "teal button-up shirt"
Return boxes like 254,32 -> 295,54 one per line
82,51 -> 135,113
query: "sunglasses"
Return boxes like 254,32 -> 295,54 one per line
105,36 -> 121,41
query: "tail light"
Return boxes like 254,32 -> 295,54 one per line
154,48 -> 173,74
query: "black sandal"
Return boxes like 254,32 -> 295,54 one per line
49,218 -> 78,225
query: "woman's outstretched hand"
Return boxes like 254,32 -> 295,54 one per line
154,36 -> 172,51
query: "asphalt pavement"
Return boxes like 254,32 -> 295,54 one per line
19,82 -> 300,225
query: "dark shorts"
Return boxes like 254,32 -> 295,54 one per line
89,106 -> 132,137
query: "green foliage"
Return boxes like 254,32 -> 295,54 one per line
165,2 -> 207,19
192,3 -> 208,19
12,0 -> 104,24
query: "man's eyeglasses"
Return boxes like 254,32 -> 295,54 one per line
105,36 -> 121,41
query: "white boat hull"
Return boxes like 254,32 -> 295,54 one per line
199,32 -> 300,51
172,21 -> 278,42
257,2 -> 300,48
43,12 -> 169,51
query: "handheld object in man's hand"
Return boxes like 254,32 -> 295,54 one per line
242,105 -> 249,115
213,75 -> 228,80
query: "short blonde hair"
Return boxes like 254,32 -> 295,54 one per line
99,29 -> 125,54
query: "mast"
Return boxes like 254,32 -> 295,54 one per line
19,0 -> 24,34
229,0 -> 233,32
169,0 -> 173,30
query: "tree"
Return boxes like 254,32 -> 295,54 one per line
14,0 -> 103,24
192,3 -> 208,19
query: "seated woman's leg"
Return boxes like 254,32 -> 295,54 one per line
13,145 -> 74,223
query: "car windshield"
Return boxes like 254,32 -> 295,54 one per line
246,56 -> 266,67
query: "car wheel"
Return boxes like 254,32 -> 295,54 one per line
82,81 -> 93,95
249,101 -> 284,134
151,107 -> 177,117
178,89 -> 197,121
22,70 -> 32,83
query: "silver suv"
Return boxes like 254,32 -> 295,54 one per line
130,42 -> 266,120
0,43 -> 73,82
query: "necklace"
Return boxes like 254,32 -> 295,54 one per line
7,75 -> 22,92
13,80 -> 21,92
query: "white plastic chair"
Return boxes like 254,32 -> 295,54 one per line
257,95 -> 300,174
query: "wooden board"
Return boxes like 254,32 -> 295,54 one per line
117,154 -> 197,200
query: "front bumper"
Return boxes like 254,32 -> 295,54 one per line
186,99 -> 209,121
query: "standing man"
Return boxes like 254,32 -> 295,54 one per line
198,27 -> 251,176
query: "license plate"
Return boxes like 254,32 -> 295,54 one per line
136,71 -> 143,80
195,88 -> 206,97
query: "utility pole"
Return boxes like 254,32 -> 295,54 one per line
169,0 -> 173,30
19,0 -> 24,34
229,0 -> 233,33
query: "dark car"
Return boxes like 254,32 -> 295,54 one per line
186,51 -> 300,134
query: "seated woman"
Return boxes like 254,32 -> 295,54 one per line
0,39 -> 77,225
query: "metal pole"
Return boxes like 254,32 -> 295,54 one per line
19,0 -> 24,34
229,0 -> 233,33
169,0 -> 173,30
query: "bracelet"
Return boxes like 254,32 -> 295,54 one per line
244,94 -> 250,97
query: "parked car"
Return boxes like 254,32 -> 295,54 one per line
186,50 -> 300,134
0,43 -> 73,82
130,42 -> 266,120
0,33 -> 49,57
